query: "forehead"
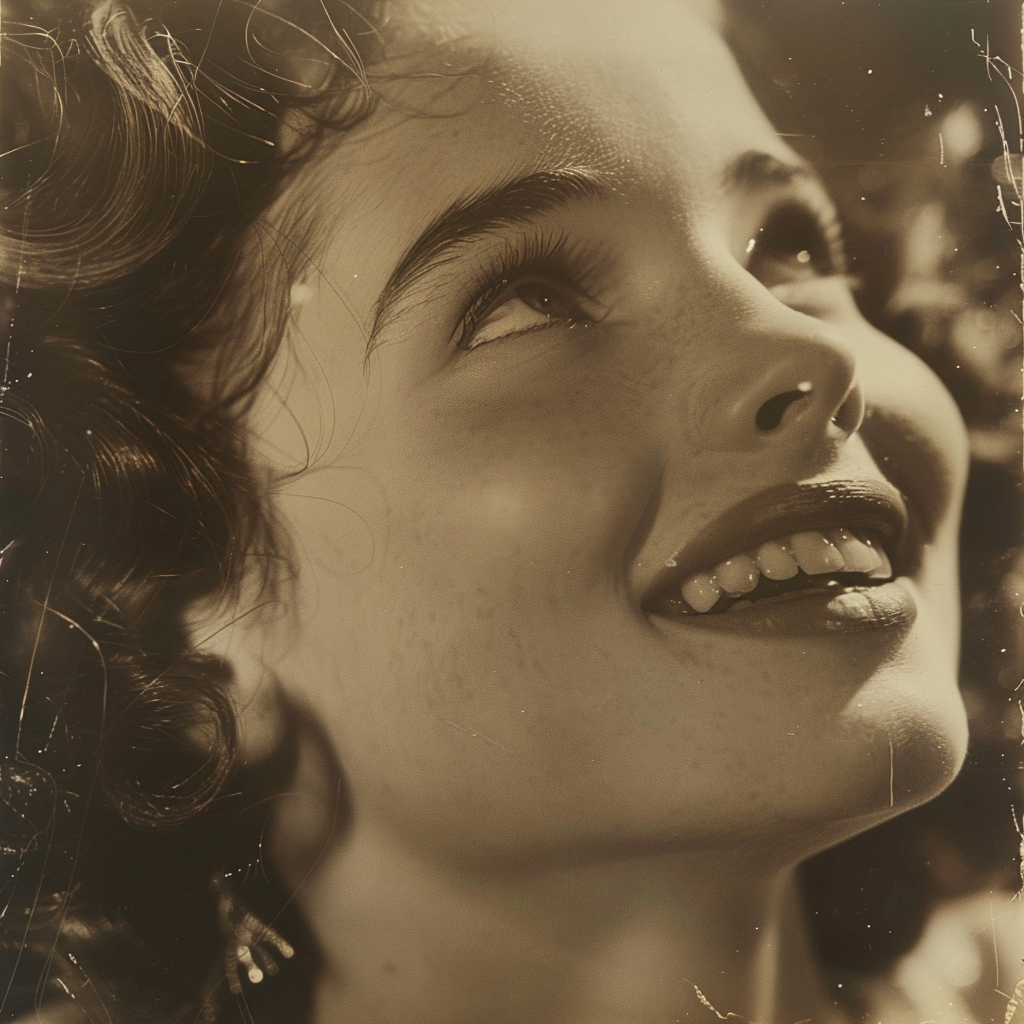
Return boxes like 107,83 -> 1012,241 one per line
393,1 -> 784,181
293,0 -> 796,263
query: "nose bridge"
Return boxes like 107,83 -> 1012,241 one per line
682,281 -> 863,454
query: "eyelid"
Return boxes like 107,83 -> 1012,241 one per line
769,273 -> 863,308
455,230 -> 607,349
458,278 -> 592,350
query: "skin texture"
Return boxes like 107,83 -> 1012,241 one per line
197,1 -> 971,1020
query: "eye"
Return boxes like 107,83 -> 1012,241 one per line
459,280 -> 588,350
745,202 -> 847,287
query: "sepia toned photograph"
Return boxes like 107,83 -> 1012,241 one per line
1,1 -> 1022,1021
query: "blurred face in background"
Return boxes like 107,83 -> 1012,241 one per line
226,0 -> 970,873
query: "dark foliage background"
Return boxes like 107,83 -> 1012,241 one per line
730,0 -> 1024,979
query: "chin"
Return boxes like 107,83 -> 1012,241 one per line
810,668 -> 969,852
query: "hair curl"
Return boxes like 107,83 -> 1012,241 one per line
1,2 -> 380,1020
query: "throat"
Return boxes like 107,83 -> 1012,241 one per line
301,830 -> 838,1024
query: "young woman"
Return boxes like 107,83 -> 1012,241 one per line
0,1 -> 1019,1021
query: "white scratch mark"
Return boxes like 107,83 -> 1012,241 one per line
991,897 -> 1000,991
997,183 -> 1011,228
693,984 -> 729,1020
1003,973 -> 1024,1024
888,733 -> 895,808
437,717 -> 512,754
1012,807 -> 1024,901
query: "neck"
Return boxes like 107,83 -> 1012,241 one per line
295,827 -> 839,1024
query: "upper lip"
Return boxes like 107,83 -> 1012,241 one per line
641,479 -> 911,607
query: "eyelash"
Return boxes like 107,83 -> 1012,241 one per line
455,198 -> 850,349
747,199 -> 849,282
456,231 -> 603,349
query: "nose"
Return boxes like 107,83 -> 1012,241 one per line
705,304 -> 865,453
732,345 -> 864,438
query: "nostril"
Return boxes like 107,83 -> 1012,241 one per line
756,388 -> 810,431
832,383 -> 866,437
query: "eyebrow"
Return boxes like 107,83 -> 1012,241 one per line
369,166 -> 611,343
722,149 -> 816,192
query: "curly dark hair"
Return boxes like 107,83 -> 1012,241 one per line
0,3 -> 381,1020
0,2 -> 1020,1022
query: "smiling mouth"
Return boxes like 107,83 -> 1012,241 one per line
647,525 -> 893,616
641,479 -> 911,619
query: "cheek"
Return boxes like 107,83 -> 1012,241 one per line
398,467 -> 640,587
381,374 -> 664,594
265,424 -> 677,851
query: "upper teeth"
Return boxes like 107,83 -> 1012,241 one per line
679,526 -> 892,613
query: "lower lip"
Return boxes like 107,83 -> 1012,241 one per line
650,579 -> 918,637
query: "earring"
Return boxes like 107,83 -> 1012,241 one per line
213,875 -> 295,996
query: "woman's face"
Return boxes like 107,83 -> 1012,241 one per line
238,0 -> 969,866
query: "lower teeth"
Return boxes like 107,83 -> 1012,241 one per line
675,572 -> 887,615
